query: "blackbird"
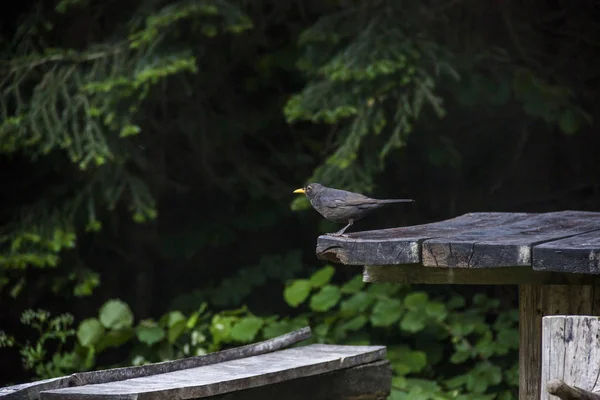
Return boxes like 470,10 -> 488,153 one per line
294,183 -> 415,236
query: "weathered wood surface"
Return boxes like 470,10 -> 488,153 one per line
0,327 -> 312,400
317,212 -> 528,265
519,286 -> 600,400
534,231 -> 600,274
316,211 -> 600,274
40,344 -> 387,400
209,360 -> 391,400
546,379 -> 600,400
541,316 -> 600,400
363,265 -> 600,285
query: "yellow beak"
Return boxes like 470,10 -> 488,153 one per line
293,188 -> 305,194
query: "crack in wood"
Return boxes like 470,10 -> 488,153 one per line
467,242 -> 476,268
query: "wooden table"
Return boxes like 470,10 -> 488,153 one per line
315,211 -> 600,400
0,328 -> 391,400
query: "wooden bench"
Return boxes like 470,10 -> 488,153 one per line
315,211 -> 600,400
0,327 -> 391,400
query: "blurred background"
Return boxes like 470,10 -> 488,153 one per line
1,0 -> 599,398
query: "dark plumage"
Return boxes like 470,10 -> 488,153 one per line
294,183 -> 415,235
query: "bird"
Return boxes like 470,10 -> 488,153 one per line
293,183 -> 415,236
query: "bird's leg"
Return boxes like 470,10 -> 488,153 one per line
330,220 -> 353,236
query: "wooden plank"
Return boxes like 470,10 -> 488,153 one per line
541,316 -> 600,400
40,344 -> 386,400
518,285 -> 600,400
534,230 -> 600,274
423,211 -> 600,268
363,265 -> 600,285
316,212 -> 528,265
0,327 -> 312,400
546,380 -> 600,400
208,360 -> 391,400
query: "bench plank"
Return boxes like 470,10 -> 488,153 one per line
0,327 -> 311,400
207,360 -> 391,400
41,344 -> 386,400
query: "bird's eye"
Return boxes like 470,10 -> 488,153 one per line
306,185 -> 312,192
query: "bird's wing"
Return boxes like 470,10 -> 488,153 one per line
325,197 -> 379,209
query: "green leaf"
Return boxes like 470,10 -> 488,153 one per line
388,346 -> 428,375
187,312 -> 200,329
77,318 -> 104,347
313,322 -> 330,339
99,299 -> 134,330
168,320 -> 187,343
425,302 -> 447,321
262,320 -> 294,339
310,285 -> 342,312
340,275 -> 365,293
340,292 -> 373,314
498,328 -> 520,350
450,348 -> 470,364
230,316 -> 264,343
342,315 -> 367,331
165,311 -> 186,327
445,374 -> 468,389
559,108 -> 580,135
119,124 -> 141,137
400,311 -> 426,333
309,265 -> 335,288
367,283 -> 402,296
405,350 -> 427,373
404,292 -> 429,309
448,295 -> 466,309
371,298 -> 403,327
210,315 -> 237,344
96,328 -> 134,351
136,322 -> 166,345
284,279 -> 312,307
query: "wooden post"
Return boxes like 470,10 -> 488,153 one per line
540,315 -> 600,400
519,286 -> 600,400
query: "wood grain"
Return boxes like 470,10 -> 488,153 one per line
422,211 -> 600,268
316,211 -> 600,273
541,316 -> 600,400
546,379 -> 600,400
534,230 -> 600,274
0,327 -> 312,400
519,285 -> 600,400
40,344 -> 386,400
316,212 -> 528,265
363,265 -> 600,285
209,360 -> 391,400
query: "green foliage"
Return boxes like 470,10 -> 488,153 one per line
281,267 -> 519,399
285,5 -> 456,203
0,0 -> 251,277
0,310 -> 82,378
77,318 -> 104,347
99,300 -> 134,330
284,2 -> 592,213
2,265 -> 518,399
205,251 -> 305,308
284,279 -> 312,307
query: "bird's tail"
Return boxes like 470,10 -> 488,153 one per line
378,199 -> 415,204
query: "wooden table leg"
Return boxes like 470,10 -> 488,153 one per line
518,285 -> 600,400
